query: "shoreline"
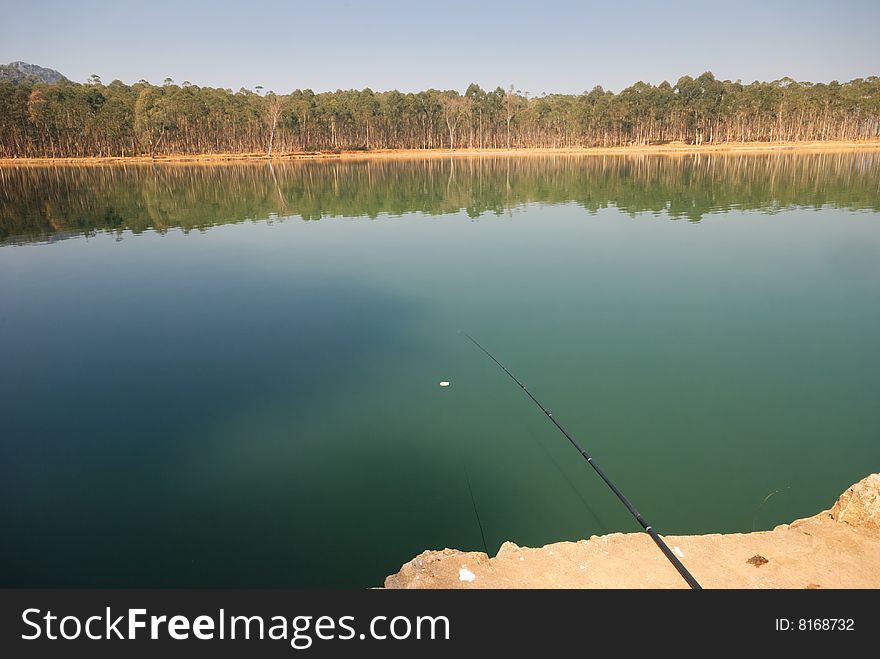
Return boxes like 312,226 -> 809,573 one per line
385,474 -> 880,589
2,140 -> 880,167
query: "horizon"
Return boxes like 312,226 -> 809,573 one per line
2,0 -> 879,95
5,58 -> 879,96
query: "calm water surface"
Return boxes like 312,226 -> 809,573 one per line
1,154 -> 879,586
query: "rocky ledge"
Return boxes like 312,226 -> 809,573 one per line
385,473 -> 880,589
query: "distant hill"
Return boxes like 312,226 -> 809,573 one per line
0,61 -> 69,84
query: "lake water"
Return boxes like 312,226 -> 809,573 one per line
2,153 -> 879,587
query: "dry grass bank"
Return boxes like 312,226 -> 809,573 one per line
2,140 -> 880,167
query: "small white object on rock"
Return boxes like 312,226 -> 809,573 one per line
458,567 -> 476,582
674,546 -> 684,558
439,381 -> 450,387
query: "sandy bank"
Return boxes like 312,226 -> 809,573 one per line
384,473 -> 880,589
2,140 -> 880,167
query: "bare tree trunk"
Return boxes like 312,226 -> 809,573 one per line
266,95 -> 284,157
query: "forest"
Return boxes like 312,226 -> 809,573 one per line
1,72 -> 879,157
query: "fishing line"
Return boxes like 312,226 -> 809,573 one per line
462,462 -> 490,555
440,371 -> 490,556
461,331 -> 703,590
751,486 -> 791,531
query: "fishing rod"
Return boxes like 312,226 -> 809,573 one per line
462,332 -> 702,590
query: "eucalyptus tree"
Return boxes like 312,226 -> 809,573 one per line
264,92 -> 284,156
504,85 -> 520,148
439,92 -> 470,150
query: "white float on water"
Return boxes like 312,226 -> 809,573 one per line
439,381 -> 450,387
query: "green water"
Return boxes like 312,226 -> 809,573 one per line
1,154 -> 879,587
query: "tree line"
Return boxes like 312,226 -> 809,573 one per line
1,72 -> 879,158
3,151 -> 879,242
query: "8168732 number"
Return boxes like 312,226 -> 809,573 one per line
775,619 -> 854,631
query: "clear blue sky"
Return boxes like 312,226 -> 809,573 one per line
1,0 -> 878,93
